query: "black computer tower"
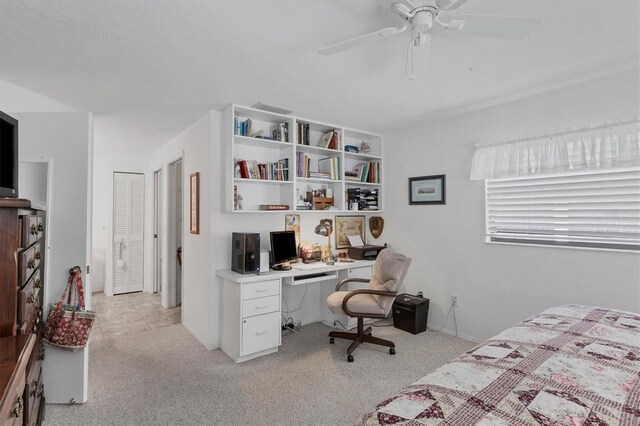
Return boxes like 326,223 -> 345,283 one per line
231,232 -> 260,274
392,294 -> 429,335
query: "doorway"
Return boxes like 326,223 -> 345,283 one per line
160,159 -> 183,309
153,169 -> 162,294
112,172 -> 144,295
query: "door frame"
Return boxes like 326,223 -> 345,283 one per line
161,155 -> 184,310
153,168 -> 162,294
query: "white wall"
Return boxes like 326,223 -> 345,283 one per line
0,79 -> 76,112
148,112 -> 214,347
384,69 -> 640,342
18,162 -> 48,207
92,152 -> 148,293
14,112 -> 93,403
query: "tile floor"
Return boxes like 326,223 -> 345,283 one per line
90,291 -> 181,341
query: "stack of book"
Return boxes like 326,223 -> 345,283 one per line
317,130 -> 340,150
236,158 -> 289,181
347,161 -> 381,183
297,122 -> 310,145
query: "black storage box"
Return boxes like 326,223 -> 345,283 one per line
392,293 -> 429,335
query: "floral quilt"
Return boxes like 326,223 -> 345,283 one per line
358,305 -> 640,426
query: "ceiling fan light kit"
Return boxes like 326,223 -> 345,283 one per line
318,0 -> 540,80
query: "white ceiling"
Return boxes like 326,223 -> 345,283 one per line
0,0 -> 638,154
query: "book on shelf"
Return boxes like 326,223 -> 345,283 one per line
297,122 -> 310,145
318,156 -> 340,180
259,204 -> 289,211
328,130 -> 340,150
308,172 -> 330,179
271,122 -> 289,142
317,131 -> 333,149
236,158 -> 289,181
350,161 -> 380,183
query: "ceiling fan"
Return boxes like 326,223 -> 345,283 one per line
318,0 -> 540,79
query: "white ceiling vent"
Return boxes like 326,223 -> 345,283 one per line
252,103 -> 295,115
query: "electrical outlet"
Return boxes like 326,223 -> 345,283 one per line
452,295 -> 459,307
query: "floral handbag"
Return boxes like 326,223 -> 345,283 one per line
43,266 -> 97,351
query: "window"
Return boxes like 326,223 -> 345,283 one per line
485,167 -> 640,251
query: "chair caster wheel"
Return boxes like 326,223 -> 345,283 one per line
329,337 -> 335,344
389,348 -> 396,355
347,354 -> 354,362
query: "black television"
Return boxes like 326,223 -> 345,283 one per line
270,230 -> 297,270
0,111 -> 18,198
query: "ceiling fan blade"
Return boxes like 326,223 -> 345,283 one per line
318,25 -> 408,55
446,14 -> 540,40
436,0 -> 470,11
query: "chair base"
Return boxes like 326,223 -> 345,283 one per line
329,317 -> 395,361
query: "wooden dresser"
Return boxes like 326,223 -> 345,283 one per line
0,199 -> 46,426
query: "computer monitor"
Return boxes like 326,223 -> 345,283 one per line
270,230 -> 297,270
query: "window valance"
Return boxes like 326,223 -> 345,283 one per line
470,120 -> 640,180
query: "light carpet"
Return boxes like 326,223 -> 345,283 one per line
44,322 -> 474,426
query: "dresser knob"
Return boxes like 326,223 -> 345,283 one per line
30,380 -> 38,396
37,223 -> 44,233
28,259 -> 36,269
34,251 -> 41,260
37,383 -> 44,397
34,278 -> 42,289
30,224 -> 38,235
27,292 -> 36,304
10,396 -> 23,418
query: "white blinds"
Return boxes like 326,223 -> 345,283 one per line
485,167 -> 640,251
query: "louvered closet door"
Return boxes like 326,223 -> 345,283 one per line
113,172 -> 145,294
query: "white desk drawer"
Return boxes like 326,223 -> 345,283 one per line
242,311 -> 280,356
242,279 -> 279,300
242,295 -> 279,318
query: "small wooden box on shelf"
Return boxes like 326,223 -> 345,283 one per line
224,104 -> 384,213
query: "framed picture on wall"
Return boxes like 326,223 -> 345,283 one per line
335,215 -> 366,249
190,172 -> 200,234
409,174 -> 446,205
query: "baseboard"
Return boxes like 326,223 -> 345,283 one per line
429,325 -> 482,343
182,320 -> 217,351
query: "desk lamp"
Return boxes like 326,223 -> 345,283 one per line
314,219 -> 334,265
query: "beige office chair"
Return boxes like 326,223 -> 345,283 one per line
326,249 -> 412,362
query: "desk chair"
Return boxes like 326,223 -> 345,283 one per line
326,249 -> 412,362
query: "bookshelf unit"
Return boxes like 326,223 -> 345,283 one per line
224,104 -> 383,213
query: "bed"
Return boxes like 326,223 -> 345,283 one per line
358,305 -> 640,425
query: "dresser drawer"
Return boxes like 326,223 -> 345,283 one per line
0,366 -> 26,426
242,295 -> 279,318
242,279 -> 279,300
20,215 -> 40,248
241,311 -> 280,356
19,243 -> 42,287
24,366 -> 42,425
18,270 -> 41,325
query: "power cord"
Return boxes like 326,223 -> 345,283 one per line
433,298 -> 458,336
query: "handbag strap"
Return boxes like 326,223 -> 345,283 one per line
74,273 -> 86,310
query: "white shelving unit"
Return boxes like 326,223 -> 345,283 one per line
224,104 -> 383,213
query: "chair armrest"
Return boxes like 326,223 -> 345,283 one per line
334,278 -> 370,291
342,289 -> 397,317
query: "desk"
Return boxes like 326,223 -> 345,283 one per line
217,260 -> 375,363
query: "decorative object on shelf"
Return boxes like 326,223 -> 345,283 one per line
43,266 -> 97,351
312,197 -> 334,210
314,219 -> 334,264
360,140 -> 371,153
344,144 -> 359,153
335,215 -> 366,249
299,242 -> 322,263
409,174 -> 446,205
190,172 -> 200,234
369,216 -> 384,239
285,214 -> 301,247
